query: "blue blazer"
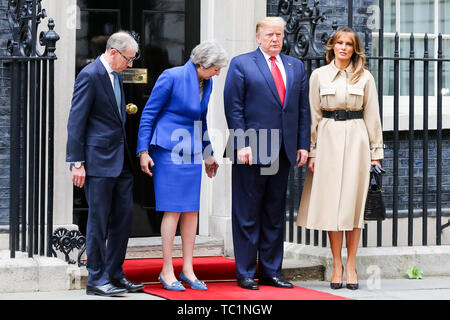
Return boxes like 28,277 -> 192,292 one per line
66,57 -> 130,177
224,49 -> 310,166
136,60 -> 213,156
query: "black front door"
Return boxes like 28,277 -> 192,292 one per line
74,0 -> 200,237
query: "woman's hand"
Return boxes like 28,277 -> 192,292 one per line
205,155 -> 219,178
371,160 -> 381,168
139,152 -> 154,177
307,157 -> 315,173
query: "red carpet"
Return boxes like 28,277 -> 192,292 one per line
123,256 -> 349,300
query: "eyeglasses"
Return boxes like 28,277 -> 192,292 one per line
112,47 -> 140,64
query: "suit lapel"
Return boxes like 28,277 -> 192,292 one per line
95,58 -> 123,122
253,49 -> 283,107
280,54 -> 293,108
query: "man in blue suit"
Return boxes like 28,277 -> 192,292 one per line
66,31 -> 144,296
224,17 -> 310,290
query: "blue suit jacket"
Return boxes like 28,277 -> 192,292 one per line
136,60 -> 213,156
224,49 -> 310,166
66,57 -> 130,177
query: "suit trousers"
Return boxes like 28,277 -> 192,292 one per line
84,158 -> 133,287
231,145 -> 290,280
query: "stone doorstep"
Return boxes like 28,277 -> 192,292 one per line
0,251 -> 70,293
284,242 -> 450,281
281,259 -> 325,282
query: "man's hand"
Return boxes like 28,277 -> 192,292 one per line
139,152 -> 155,177
296,149 -> 309,167
72,165 -> 86,188
205,155 -> 219,178
237,146 -> 252,165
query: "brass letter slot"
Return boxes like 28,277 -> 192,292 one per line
122,68 -> 148,84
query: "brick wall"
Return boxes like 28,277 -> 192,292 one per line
0,0 -> 10,225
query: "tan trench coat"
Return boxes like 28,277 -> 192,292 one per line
296,60 -> 384,231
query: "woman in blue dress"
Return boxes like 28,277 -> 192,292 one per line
136,41 -> 228,291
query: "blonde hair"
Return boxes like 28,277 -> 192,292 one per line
325,27 -> 366,84
256,16 -> 286,34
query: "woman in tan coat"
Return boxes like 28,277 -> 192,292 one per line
297,27 -> 384,290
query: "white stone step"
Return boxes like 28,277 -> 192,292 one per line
125,235 -> 224,259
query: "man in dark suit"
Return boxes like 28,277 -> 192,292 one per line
224,17 -> 310,290
66,31 -> 144,297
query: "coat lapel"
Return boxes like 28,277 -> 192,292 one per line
95,58 -> 123,123
253,49 -> 283,107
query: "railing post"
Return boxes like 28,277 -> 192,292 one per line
393,32 -> 400,247
422,34 -> 429,246
41,18 -> 59,257
408,33 -> 415,247
5,0 -> 58,259
436,34 -> 443,246
9,61 -> 20,258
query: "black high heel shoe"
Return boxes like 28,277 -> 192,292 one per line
346,269 -> 359,290
330,265 -> 344,289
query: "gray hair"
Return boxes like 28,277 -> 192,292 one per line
106,31 -> 139,53
190,40 -> 229,69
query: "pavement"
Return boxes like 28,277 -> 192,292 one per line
0,277 -> 449,300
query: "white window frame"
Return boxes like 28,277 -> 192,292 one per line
371,0 -> 450,131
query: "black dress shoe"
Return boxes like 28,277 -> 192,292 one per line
330,265 -> 344,289
330,282 -> 343,289
86,283 -> 128,297
346,283 -> 359,290
346,269 -> 359,290
238,278 -> 259,290
112,277 -> 145,292
259,277 -> 294,288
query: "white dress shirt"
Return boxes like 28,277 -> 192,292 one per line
259,47 -> 287,86
100,54 -> 116,90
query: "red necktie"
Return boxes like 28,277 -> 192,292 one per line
270,56 -> 285,106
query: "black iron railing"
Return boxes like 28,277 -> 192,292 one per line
278,0 -> 450,247
2,0 -> 59,258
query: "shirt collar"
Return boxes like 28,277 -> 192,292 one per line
259,47 -> 281,63
100,54 -> 114,74
329,59 -> 354,81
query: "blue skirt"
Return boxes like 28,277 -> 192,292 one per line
150,146 -> 202,212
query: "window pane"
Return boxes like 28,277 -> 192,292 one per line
76,11 -> 120,75
371,36 -> 396,96
439,0 -> 450,34
145,0 -> 185,11
443,40 -> 450,97
400,38 -> 435,96
143,12 -> 185,68
384,0 -> 396,33
370,0 -> 396,33
401,0 -> 434,34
